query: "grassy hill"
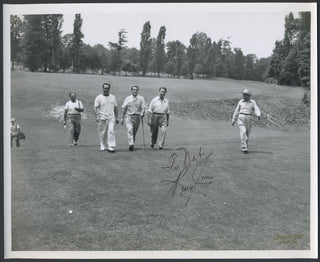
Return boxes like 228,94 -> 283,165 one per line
9,71 -> 310,252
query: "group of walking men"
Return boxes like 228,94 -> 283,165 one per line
64,83 -> 170,152
63,83 -> 261,154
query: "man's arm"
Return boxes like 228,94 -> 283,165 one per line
253,100 -> 261,121
94,106 -> 99,122
63,109 -> 68,126
120,107 -> 127,125
114,106 -> 119,124
166,113 -> 169,127
75,100 -> 84,112
232,102 -> 240,125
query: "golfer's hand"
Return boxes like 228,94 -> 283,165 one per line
120,119 -> 124,125
115,119 -> 119,124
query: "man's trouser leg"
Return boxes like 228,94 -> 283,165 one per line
132,115 -> 140,143
237,115 -> 252,150
98,119 -> 108,150
158,115 -> 167,148
150,114 -> 159,145
107,119 -> 116,151
11,134 -> 19,147
73,115 -> 81,142
68,118 -> 76,145
125,116 -> 134,146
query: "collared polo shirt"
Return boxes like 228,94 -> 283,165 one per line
122,95 -> 146,115
148,96 -> 170,114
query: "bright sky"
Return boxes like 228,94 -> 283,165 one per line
5,3 -> 314,59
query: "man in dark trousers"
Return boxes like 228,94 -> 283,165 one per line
63,92 -> 84,147
147,87 -> 170,150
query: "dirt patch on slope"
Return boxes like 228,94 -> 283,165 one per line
171,96 -> 310,132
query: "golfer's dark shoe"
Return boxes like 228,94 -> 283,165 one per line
129,145 -> 134,151
107,149 -> 115,153
159,147 -> 163,150
151,144 -> 154,148
74,140 -> 78,146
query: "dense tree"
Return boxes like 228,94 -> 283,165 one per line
22,15 -> 44,71
154,26 -> 166,77
72,14 -> 84,73
109,29 -> 127,75
140,21 -> 152,76
10,15 -> 23,70
166,40 -> 186,78
266,12 -> 310,87
231,48 -> 244,80
243,54 -> 256,80
60,33 -> 73,72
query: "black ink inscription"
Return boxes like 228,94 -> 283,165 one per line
161,147 -> 213,206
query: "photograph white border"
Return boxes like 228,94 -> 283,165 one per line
3,2 -> 318,259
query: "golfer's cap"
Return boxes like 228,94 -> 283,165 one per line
11,118 -> 16,122
243,89 -> 251,96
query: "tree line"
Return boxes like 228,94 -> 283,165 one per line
10,12 -> 310,87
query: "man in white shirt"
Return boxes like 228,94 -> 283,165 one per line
120,86 -> 146,151
94,83 -> 119,152
64,92 -> 84,147
232,89 -> 261,153
147,87 -> 170,150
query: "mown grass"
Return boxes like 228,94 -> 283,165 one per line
10,71 -> 310,251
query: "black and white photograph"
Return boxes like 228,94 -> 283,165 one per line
3,2 -> 318,259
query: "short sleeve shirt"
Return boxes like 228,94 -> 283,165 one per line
122,95 -> 146,115
64,100 -> 84,115
148,96 -> 170,114
94,94 -> 117,120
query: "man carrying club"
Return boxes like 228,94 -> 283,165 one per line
147,87 -> 170,150
232,89 -> 261,153
120,86 -> 146,151
94,83 -> 119,152
64,92 -> 84,147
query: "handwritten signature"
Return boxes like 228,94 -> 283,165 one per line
161,147 -> 214,206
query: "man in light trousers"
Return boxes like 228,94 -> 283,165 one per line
120,86 -> 146,151
232,89 -> 261,153
147,87 -> 170,150
94,83 -> 119,152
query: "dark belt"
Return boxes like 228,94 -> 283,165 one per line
153,112 -> 165,115
239,113 -> 252,115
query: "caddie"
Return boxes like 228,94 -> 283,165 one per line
147,87 -> 170,150
120,86 -> 146,151
11,117 -> 20,147
64,92 -> 84,147
232,89 -> 261,153
94,83 -> 119,152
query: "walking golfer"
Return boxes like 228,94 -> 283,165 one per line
64,92 -> 84,147
94,83 -> 119,152
120,86 -> 146,151
232,89 -> 261,153
11,117 -> 20,147
147,87 -> 170,150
